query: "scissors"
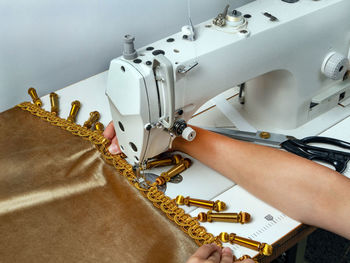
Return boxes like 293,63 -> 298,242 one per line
206,128 -> 350,173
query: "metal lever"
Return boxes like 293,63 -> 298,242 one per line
177,61 -> 198,74
213,4 -> 229,27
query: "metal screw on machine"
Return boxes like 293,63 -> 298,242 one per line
219,232 -> 273,256
231,10 -> 240,16
177,109 -> 184,116
168,174 -> 183,184
213,4 -> 229,27
123,34 -> 137,60
49,92 -> 59,115
28,87 -> 42,107
67,100 -> 81,123
259,131 -> 271,139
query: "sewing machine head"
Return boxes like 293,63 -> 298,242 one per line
106,0 -> 350,165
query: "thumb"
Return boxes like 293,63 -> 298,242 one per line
221,247 -> 234,263
235,259 -> 255,263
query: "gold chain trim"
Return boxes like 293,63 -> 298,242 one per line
17,101 -> 220,247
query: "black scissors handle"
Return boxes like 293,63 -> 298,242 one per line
281,136 -> 350,173
301,136 -> 350,149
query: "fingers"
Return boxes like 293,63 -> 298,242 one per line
103,121 -> 122,155
103,121 -> 116,140
236,260 -> 254,263
109,136 -> 122,155
221,247 -> 234,263
191,244 -> 221,260
207,250 -> 221,263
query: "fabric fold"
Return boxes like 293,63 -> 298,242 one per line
0,106 -> 198,263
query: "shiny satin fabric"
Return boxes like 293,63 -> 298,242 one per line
0,107 -> 197,263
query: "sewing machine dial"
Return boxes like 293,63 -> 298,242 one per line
322,52 -> 349,80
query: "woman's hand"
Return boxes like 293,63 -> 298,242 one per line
103,121 -> 122,155
186,244 -> 254,263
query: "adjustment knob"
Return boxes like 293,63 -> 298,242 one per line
226,9 -> 244,27
321,52 -> 349,80
182,127 -> 196,141
123,34 -> 137,60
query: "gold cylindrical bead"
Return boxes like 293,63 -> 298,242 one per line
94,122 -> 105,132
156,158 -> 191,185
49,92 -> 59,115
28,87 -> 42,107
219,232 -> 273,256
175,195 -> 226,212
67,100 -> 81,123
197,211 -> 250,224
146,154 -> 182,169
84,111 -> 100,129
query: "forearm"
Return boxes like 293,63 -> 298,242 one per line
172,126 -> 350,239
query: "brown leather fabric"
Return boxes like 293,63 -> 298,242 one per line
0,107 -> 197,263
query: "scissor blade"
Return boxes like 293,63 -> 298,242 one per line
205,127 -> 289,148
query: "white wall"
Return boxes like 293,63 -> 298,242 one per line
0,0 -> 251,112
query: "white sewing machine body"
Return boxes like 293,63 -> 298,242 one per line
106,0 -> 350,164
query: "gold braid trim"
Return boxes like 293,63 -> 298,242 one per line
17,101 -> 221,247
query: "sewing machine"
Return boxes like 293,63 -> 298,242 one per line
106,0 -> 350,164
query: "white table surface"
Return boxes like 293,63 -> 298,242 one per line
38,71 -> 350,258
